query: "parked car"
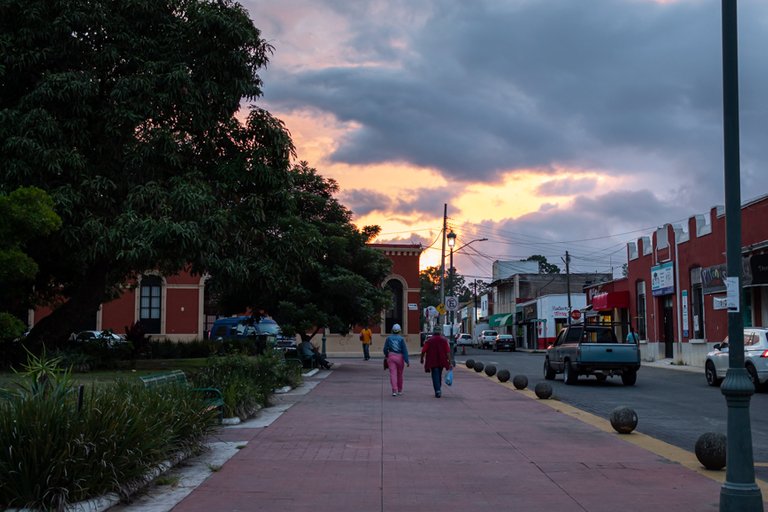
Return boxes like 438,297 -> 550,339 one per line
73,330 -> 127,347
493,334 -> 516,352
209,316 -> 295,350
543,324 -> 640,385
456,333 -> 474,347
705,327 -> 768,390
479,330 -> 498,349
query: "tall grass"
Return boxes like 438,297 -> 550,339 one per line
0,367 -> 217,509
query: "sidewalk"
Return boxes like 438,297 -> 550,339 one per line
131,359 -> 761,511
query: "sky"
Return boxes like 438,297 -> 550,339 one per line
240,0 -> 768,282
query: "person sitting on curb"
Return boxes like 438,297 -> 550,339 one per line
298,339 -> 333,369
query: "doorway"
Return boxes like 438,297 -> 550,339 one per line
662,296 -> 674,358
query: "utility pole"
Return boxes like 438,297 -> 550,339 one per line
564,251 -> 572,326
719,1 -> 762,510
439,204 -> 447,330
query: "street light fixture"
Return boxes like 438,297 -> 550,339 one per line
444,232 -> 487,361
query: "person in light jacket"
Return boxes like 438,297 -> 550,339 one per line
383,324 -> 409,396
421,331 -> 452,398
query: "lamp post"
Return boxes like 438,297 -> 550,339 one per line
719,1 -> 762,510
446,233 -> 488,358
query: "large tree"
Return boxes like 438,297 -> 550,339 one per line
0,0 -> 304,346
0,187 -> 61,340
211,162 -> 392,342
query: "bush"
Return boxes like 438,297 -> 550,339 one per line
0,355 -> 217,510
192,350 -> 301,420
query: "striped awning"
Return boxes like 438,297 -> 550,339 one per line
488,313 -> 514,328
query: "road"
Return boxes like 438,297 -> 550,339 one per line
456,347 -> 768,477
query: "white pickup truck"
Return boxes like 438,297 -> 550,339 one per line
543,325 -> 640,385
478,330 -> 498,349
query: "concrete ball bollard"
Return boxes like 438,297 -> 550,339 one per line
497,369 -> 511,382
534,382 -> 553,399
695,432 -> 726,470
484,364 -> 497,377
473,361 -> 485,372
609,406 -> 639,434
465,359 -> 475,369
512,374 -> 528,390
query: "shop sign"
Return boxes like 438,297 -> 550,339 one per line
651,261 -> 675,296
750,253 -> 768,285
552,305 -> 569,318
523,303 -> 537,321
701,264 -> 727,294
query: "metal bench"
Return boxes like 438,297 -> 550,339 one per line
139,370 -> 224,422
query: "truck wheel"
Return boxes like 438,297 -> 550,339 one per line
621,370 -> 637,386
544,359 -> 556,380
564,361 -> 578,385
705,361 -> 722,387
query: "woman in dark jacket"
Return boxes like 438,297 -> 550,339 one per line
420,332 -> 452,398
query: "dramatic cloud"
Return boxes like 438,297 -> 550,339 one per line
244,0 -> 768,278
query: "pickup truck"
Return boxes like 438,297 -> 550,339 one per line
543,325 -> 640,386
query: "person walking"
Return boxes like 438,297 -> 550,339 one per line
360,325 -> 373,360
383,324 -> 409,396
421,331 -> 452,398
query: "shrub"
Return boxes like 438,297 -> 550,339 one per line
192,350 -> 301,420
0,354 -> 217,510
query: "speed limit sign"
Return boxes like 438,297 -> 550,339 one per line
445,296 -> 459,311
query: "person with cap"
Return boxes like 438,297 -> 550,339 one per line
420,330 -> 452,398
383,323 -> 409,396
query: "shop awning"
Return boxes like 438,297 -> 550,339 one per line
488,313 -> 514,327
592,291 -> 630,311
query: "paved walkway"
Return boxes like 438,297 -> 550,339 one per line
122,358 -> 765,512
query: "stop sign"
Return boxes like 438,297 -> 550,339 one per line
570,309 -> 581,320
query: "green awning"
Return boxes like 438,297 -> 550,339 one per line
488,313 -> 513,328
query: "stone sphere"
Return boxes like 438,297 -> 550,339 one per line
465,359 -> 475,369
534,382 -> 553,399
609,406 -> 639,434
473,361 -> 485,372
695,432 -> 726,470
512,374 -> 528,390
484,364 -> 497,377
497,369 -> 511,382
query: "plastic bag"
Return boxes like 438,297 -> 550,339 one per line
445,369 -> 453,386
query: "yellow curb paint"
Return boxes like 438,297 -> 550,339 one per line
461,366 -> 768,495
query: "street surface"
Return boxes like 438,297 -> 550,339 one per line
457,347 -> 768,480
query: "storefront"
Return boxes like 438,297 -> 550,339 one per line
517,294 -> 586,350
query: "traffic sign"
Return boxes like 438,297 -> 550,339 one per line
445,296 -> 459,311
570,309 -> 581,320
436,303 -> 447,315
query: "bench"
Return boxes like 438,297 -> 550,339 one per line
283,348 -> 317,370
139,370 -> 224,422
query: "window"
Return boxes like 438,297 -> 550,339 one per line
636,281 -> 647,340
139,275 -> 162,334
690,268 -> 705,339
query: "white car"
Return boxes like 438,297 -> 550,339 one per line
705,327 -> 768,390
456,333 -> 474,347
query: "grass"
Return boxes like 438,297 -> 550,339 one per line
0,358 -> 211,388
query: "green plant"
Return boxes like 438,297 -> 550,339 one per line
0,355 -> 218,510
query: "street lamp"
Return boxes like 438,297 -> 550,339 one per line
719,2 -> 762,510
445,233 -> 488,359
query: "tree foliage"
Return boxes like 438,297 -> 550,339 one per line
524,254 -> 561,274
212,162 -> 392,341
420,265 -> 487,309
0,0 -> 308,345
0,187 -> 61,340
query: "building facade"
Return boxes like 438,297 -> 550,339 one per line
626,195 -> 768,365
30,243 -> 423,354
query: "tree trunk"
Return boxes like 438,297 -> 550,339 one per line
25,266 -> 111,351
